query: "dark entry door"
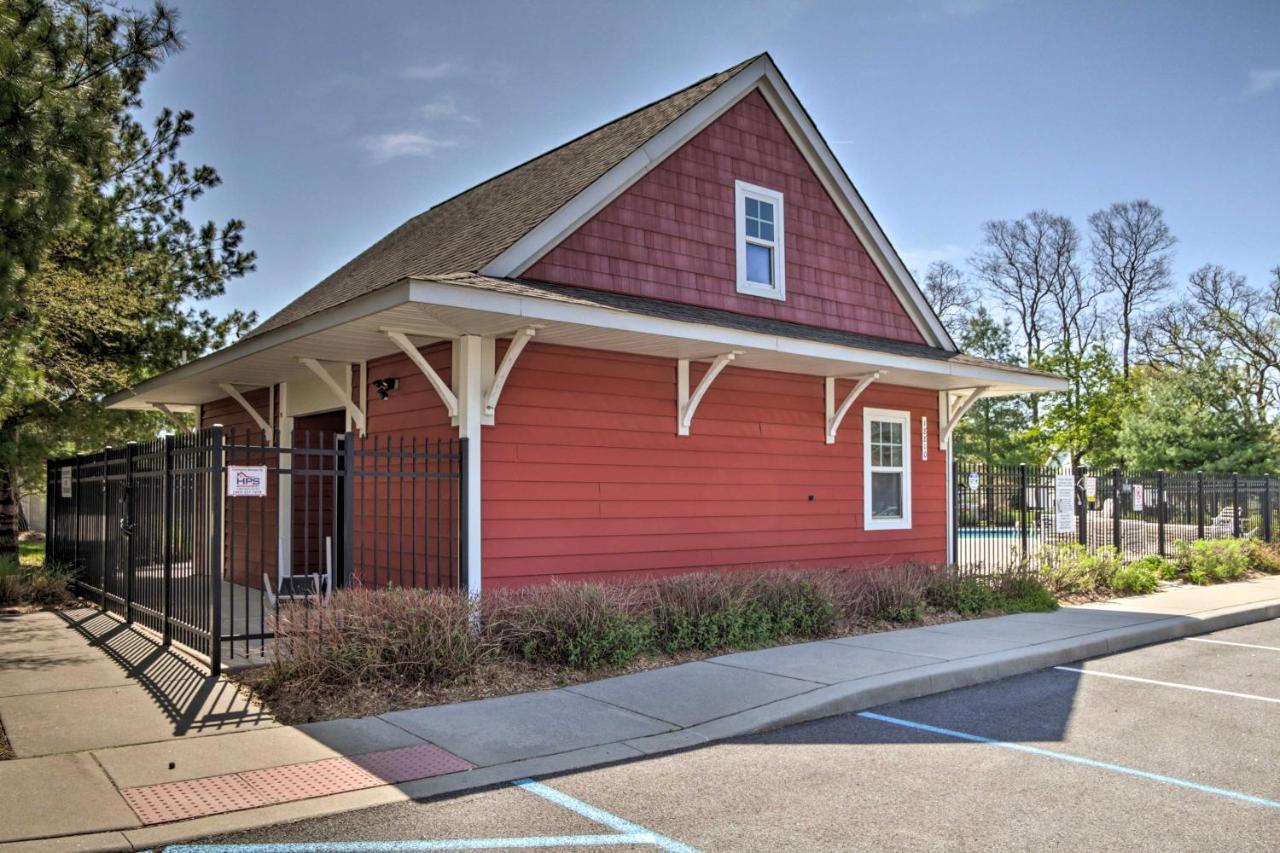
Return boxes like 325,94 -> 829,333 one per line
291,410 -> 346,590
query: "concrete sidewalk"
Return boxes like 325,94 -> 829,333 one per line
2,576 -> 1279,852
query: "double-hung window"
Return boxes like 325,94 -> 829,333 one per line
735,180 -> 785,300
864,408 -> 912,530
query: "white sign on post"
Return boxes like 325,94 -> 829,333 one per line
227,465 -> 268,497
1054,474 -> 1076,534
1085,476 -> 1097,502
60,467 -> 73,499
1132,484 -> 1145,512
967,471 -> 980,491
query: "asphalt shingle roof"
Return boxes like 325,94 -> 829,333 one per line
248,56 -> 760,339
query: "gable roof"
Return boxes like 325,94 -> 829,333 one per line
249,53 -> 955,351
249,56 -> 758,339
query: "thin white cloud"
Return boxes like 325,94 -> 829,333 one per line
401,61 -> 460,81
901,244 -> 968,273
362,132 -> 458,162
419,95 -> 479,125
1246,67 -> 1280,96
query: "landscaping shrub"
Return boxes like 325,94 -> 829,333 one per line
1127,554 -> 1179,581
483,582 -> 654,669
0,558 -> 72,608
1039,544 -> 1122,595
860,564 -> 934,622
1246,540 -> 1280,574
650,571 -> 835,653
925,575 -> 1001,615
1110,562 -> 1159,596
1177,539 -> 1250,585
271,588 -> 493,688
991,574 -> 1059,613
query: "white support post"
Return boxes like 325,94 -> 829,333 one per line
940,387 -> 988,448
677,352 -> 740,436
456,335 -> 483,595
278,383 -> 293,579
216,383 -> 272,442
383,329 -> 458,418
824,372 -> 880,444
297,358 -> 366,433
483,327 -> 535,418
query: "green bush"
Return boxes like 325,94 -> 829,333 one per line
1177,539 -> 1250,585
925,576 -> 1001,615
1127,554 -> 1179,581
1039,544 -> 1122,595
1110,562 -> 1159,596
863,567 -> 928,622
484,582 -> 654,669
993,575 -> 1059,613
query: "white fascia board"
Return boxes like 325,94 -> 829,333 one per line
479,54 -> 954,352
480,56 -> 770,280
104,281 -> 416,410
405,278 -> 1065,393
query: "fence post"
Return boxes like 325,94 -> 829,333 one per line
1018,464 -> 1029,559
342,432 -> 355,589
100,449 -> 109,610
1156,470 -> 1167,557
209,425 -> 223,674
1076,465 -> 1088,547
161,435 -> 174,647
1232,473 -> 1241,538
123,442 -> 135,624
1112,468 -> 1122,551
1263,475 -> 1273,543
1196,472 -> 1205,540
45,460 -> 56,564
458,437 -> 469,591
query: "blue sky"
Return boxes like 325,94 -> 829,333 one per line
135,0 -> 1280,328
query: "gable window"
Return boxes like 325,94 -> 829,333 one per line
735,181 -> 785,300
864,408 -> 912,530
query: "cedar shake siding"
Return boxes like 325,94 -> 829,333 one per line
526,90 -> 926,345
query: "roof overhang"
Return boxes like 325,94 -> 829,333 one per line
106,276 -> 1065,413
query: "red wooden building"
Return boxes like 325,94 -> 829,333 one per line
106,55 -> 1063,594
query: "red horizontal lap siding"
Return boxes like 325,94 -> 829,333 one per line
482,341 -> 945,587
525,90 -> 926,345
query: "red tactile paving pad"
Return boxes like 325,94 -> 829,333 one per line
351,743 -> 474,783
122,774 -> 267,824
239,757 -> 383,804
122,743 -> 475,825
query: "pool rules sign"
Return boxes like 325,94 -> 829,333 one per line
1054,474 -> 1076,534
227,466 -> 267,497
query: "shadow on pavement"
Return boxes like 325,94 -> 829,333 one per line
56,607 -> 271,736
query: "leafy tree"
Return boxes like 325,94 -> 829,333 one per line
1117,366 -> 1280,474
0,0 -> 255,558
1028,343 -> 1126,470
952,307 -> 1032,466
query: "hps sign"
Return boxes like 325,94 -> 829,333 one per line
226,465 -> 267,497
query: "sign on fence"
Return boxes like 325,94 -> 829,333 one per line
1085,476 -> 1097,502
967,471 -> 980,491
1132,484 -> 1145,512
226,465 -> 268,497
59,467 -> 72,498
1054,474 -> 1076,533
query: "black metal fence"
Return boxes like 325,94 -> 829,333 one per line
953,462 -> 1278,575
46,426 -> 466,671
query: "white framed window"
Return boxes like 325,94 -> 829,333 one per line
863,407 -> 912,530
734,180 -> 785,300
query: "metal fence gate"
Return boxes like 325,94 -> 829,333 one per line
46,426 -> 466,671
953,462 -> 1278,575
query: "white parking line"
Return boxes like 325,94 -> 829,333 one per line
1054,666 -> 1280,704
1186,637 -> 1280,652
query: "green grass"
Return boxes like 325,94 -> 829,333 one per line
18,539 -> 44,568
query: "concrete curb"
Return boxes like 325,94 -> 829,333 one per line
7,594 -> 1278,853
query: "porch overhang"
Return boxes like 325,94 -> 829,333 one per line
105,273 -> 1066,412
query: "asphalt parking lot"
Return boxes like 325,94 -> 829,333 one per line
179,618 -> 1280,852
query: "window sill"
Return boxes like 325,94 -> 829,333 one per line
735,282 -> 786,301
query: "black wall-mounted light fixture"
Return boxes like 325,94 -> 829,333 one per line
371,377 -> 399,399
